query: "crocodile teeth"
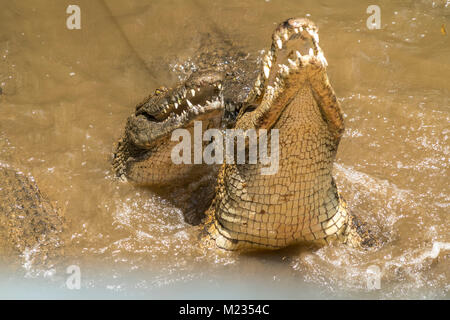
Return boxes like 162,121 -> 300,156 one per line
174,102 -> 179,109
190,89 -> 196,97
218,83 -> 222,89
294,28 -> 299,33
263,65 -> 270,78
279,64 -> 289,75
276,39 -> 283,49
287,58 -> 297,68
313,32 -> 319,43
283,33 -> 289,41
318,50 -> 328,67
309,48 -> 314,56
296,50 -> 302,59
186,99 -> 193,107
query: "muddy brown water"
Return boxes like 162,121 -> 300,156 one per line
0,0 -> 448,298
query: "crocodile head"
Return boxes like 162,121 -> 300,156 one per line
113,64 -> 264,182
205,18 -> 376,250
113,72 -> 224,187
112,76 -> 226,224
112,41 -> 262,223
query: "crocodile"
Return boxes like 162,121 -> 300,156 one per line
113,34 -> 265,224
114,18 -> 376,250
0,18 -> 375,271
0,166 -> 64,266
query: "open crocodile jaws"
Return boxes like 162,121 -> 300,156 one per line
204,18 -> 374,250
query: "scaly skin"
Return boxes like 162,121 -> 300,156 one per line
113,36 -> 264,224
114,17 -> 376,249
204,18 -> 376,250
0,166 -> 64,264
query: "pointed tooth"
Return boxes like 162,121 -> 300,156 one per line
313,32 -> 319,43
190,89 -> 196,97
309,48 -> 314,56
318,50 -> 328,67
296,50 -> 302,59
275,77 -> 282,86
174,102 -> 178,109
283,33 -> 289,41
288,58 -> 296,67
294,28 -> 299,33
187,99 -> 193,107
276,39 -> 283,49
197,88 -> 200,92
280,64 -> 289,75
217,83 -> 222,89
263,65 -> 270,78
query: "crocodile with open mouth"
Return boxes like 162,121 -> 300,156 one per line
113,18 -> 377,250
0,17 -> 376,270
113,33 -> 265,224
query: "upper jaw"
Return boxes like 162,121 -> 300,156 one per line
127,99 -> 224,150
128,71 -> 226,150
